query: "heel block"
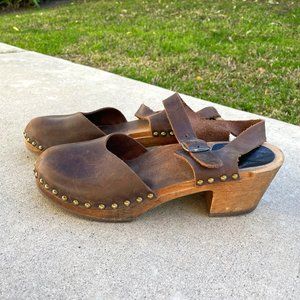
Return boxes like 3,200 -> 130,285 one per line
206,167 -> 281,217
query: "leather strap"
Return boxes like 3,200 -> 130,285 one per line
219,120 -> 266,157
135,103 -> 221,120
135,104 -> 156,119
162,93 -> 266,186
197,106 -> 221,119
163,94 -> 223,168
134,97 -> 221,134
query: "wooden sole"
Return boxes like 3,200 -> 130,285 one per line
25,140 -> 43,154
36,143 -> 283,222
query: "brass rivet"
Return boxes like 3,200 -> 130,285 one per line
52,189 -> 58,195
39,178 -> 44,184
44,184 -> 49,189
153,131 -> 159,136
136,196 -> 143,203
232,173 -> 239,180
147,193 -> 154,199
220,175 -> 227,181
73,199 -> 79,206
38,145 -> 43,150
24,132 -> 27,138
26,137 -> 30,142
160,131 -> 167,136
169,131 -> 174,136
32,141 -> 36,146
98,204 -> 105,210
197,179 -> 204,185
208,178 -> 214,183
124,200 -> 131,207
34,172 -> 38,178
84,202 -> 91,208
111,203 -> 118,209
61,195 -> 68,201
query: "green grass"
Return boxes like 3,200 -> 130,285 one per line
0,0 -> 299,124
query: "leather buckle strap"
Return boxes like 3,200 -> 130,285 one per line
163,93 -> 223,169
180,140 -> 210,153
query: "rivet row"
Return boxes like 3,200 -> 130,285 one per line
153,130 -> 174,137
24,132 -> 44,151
34,171 -> 156,210
196,173 -> 239,185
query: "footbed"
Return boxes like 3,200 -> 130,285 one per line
212,143 -> 275,169
100,119 -> 150,136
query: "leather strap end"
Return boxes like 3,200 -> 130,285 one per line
190,151 -> 223,169
197,106 -> 221,119
135,104 -> 156,119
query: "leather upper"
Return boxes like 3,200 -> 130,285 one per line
163,94 -> 266,184
36,134 -> 156,208
24,95 -> 225,151
26,113 -> 104,149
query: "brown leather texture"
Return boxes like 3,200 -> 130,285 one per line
24,94 -> 225,151
25,112 -> 104,150
135,102 -> 221,133
35,93 -> 267,217
36,135 -> 155,208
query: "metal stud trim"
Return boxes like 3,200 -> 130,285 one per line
195,174 -> 239,186
232,173 -> 239,180
23,131 -> 44,152
220,175 -> 227,181
111,203 -> 118,209
197,179 -> 204,186
152,130 -> 175,137
73,200 -> 79,206
136,196 -> 143,203
207,178 -> 215,183
35,173 -> 155,211
124,200 -> 131,207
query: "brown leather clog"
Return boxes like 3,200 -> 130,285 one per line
34,94 -> 283,221
24,93 -> 225,153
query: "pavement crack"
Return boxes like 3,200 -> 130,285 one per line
0,50 -> 25,55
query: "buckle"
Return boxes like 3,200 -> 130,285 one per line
181,140 -> 210,153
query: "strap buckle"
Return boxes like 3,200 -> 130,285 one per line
181,140 -> 210,153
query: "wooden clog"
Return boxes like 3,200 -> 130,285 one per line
34,94 -> 283,221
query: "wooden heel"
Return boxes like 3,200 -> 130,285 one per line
206,165 -> 281,216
